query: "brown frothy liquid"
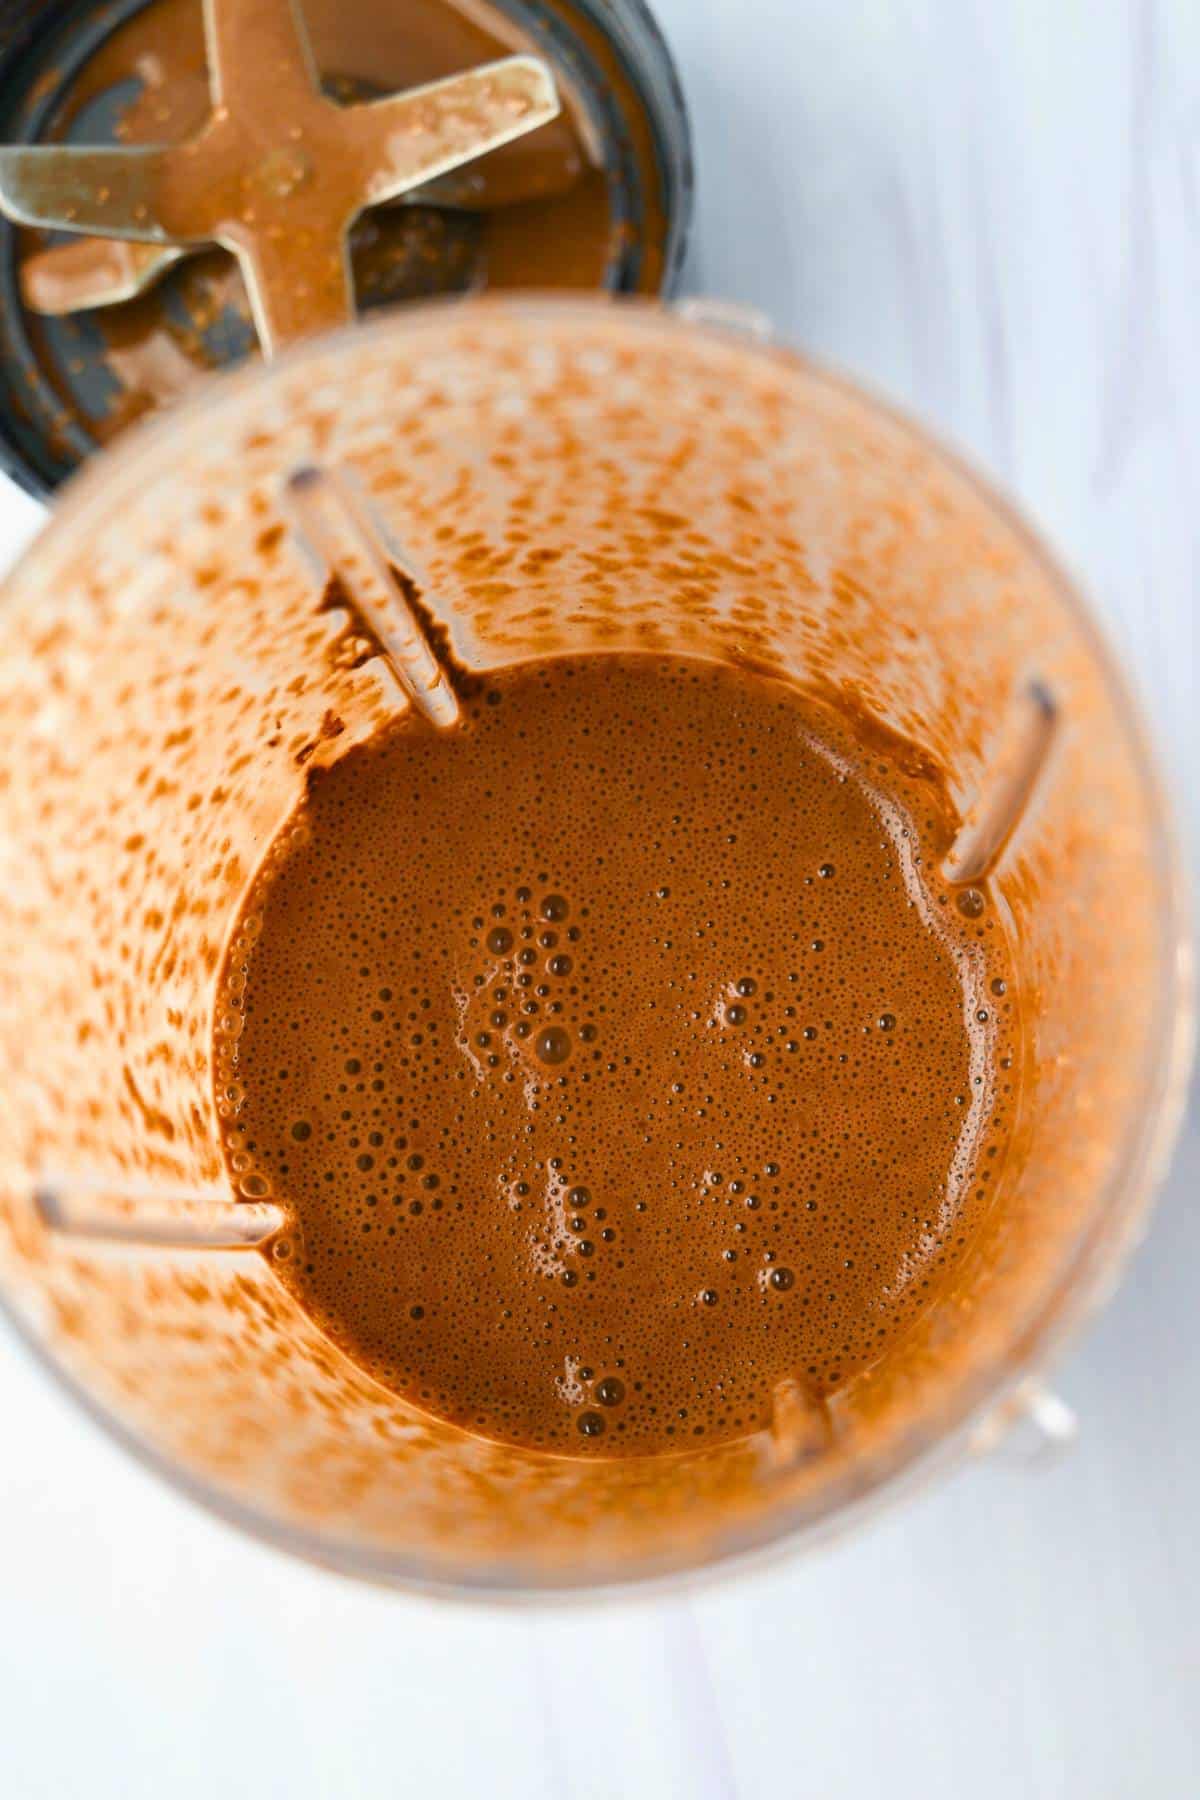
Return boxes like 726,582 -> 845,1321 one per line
214,655 -> 1020,1457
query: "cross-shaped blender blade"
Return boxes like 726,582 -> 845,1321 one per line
0,0 -> 560,355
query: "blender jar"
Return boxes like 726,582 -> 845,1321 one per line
0,298 -> 1190,1594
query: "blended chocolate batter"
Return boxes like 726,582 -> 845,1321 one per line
214,654 -> 1020,1457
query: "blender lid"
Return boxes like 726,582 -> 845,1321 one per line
0,0 -> 693,497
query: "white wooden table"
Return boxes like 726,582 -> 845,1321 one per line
1,3 -> 1197,1795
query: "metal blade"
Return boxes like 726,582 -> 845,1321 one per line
228,224 -> 355,356
0,145 -> 185,240
354,55 -> 561,209
20,238 -> 187,314
202,0 -> 320,116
